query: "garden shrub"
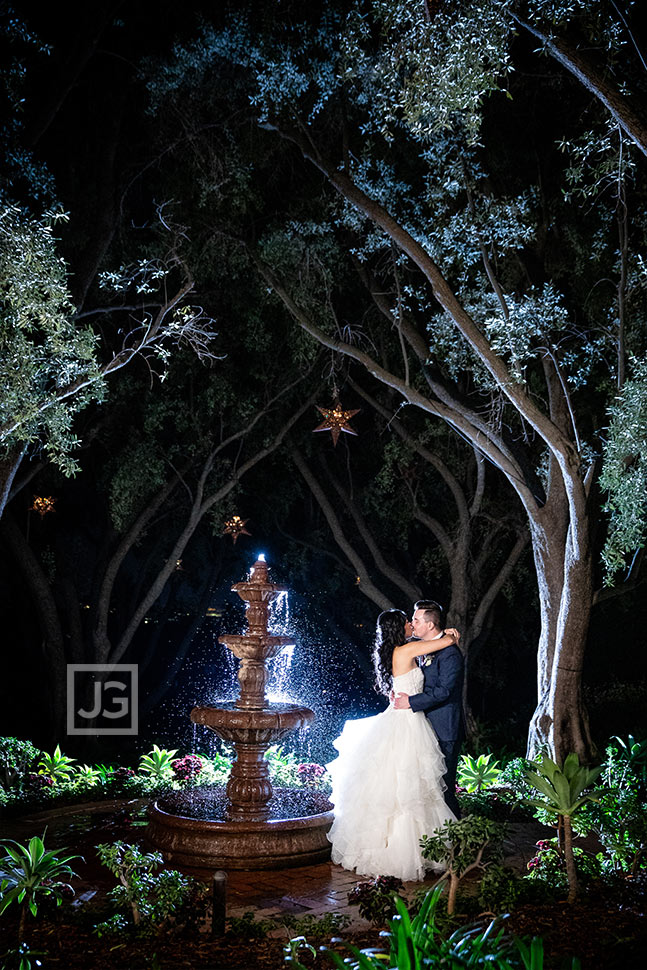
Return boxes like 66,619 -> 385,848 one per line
226,910 -> 276,939
576,735 -> 647,875
421,815 -> 506,914
94,841 -> 207,936
347,875 -> 404,925
171,754 -> 203,783
313,887 -> 581,970
524,837 -> 603,894
0,738 -> 41,790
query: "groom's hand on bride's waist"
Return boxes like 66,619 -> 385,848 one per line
393,692 -> 411,709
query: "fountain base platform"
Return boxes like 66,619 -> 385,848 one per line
147,788 -> 334,870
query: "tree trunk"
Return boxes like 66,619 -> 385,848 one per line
526,501 -> 594,761
563,814 -> 578,903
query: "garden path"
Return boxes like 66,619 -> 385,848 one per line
0,799 -> 554,936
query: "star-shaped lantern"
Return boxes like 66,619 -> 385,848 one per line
30,496 -> 57,518
313,399 -> 360,447
223,515 -> 251,544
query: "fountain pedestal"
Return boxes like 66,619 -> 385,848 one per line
147,556 -> 333,870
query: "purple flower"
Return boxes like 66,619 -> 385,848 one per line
112,766 -> 135,780
172,755 -> 203,781
27,773 -> 54,789
296,763 -> 326,786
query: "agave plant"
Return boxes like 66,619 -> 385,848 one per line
138,744 -> 178,780
0,834 -> 81,942
37,745 -> 77,784
458,752 -> 501,792
525,753 -> 602,903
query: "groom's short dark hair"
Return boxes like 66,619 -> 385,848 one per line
414,599 -> 443,628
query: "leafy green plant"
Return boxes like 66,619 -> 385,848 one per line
456,787 -> 531,822
280,910 -> 350,940
524,753 -> 602,903
198,751 -> 232,785
264,744 -> 298,785
94,763 -> 116,784
0,941 -> 48,970
477,863 -> 523,914
525,837 -> 601,896
603,734 -> 647,792
37,745 -> 77,784
138,745 -> 178,780
458,753 -> 501,792
0,738 -> 41,790
498,757 -> 534,797
421,815 -> 506,915
578,775 -> 647,877
75,764 -> 102,787
94,841 -> 206,936
0,834 -> 80,942
347,875 -> 404,925
226,909 -> 276,939
284,935 -> 316,966
306,887 -> 580,970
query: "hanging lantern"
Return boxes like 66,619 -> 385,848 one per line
312,399 -> 360,446
30,496 -> 56,518
223,515 -> 251,544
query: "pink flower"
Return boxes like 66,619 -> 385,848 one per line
172,755 -> 203,781
296,763 -> 326,786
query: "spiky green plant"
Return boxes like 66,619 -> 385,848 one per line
37,745 -> 76,784
138,744 -> 178,780
458,752 -> 501,792
0,834 -> 80,942
525,753 -> 602,902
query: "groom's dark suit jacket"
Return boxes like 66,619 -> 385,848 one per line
408,643 -> 465,741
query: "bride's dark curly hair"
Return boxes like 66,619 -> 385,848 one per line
373,609 -> 408,697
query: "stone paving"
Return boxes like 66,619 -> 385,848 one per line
224,860 -> 427,936
222,819 -> 548,936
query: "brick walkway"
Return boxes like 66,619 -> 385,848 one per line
222,819 -> 546,935
224,861 -> 421,934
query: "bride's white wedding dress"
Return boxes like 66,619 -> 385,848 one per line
326,667 -> 454,882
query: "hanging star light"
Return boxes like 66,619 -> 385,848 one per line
30,496 -> 56,518
313,399 -> 360,447
223,515 -> 251,544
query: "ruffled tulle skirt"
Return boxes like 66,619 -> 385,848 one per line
326,706 -> 454,882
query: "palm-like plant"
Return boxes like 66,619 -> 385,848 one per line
37,745 -> 76,784
525,753 -> 602,903
75,764 -> 102,787
0,834 -> 81,942
138,744 -> 178,780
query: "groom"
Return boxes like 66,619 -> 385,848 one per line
393,600 -> 464,817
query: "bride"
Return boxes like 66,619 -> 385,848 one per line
326,609 -> 458,882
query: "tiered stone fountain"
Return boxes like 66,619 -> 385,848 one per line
147,556 -> 333,869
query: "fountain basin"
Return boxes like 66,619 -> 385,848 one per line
219,633 -> 294,660
147,788 -> 333,870
191,701 -> 314,743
